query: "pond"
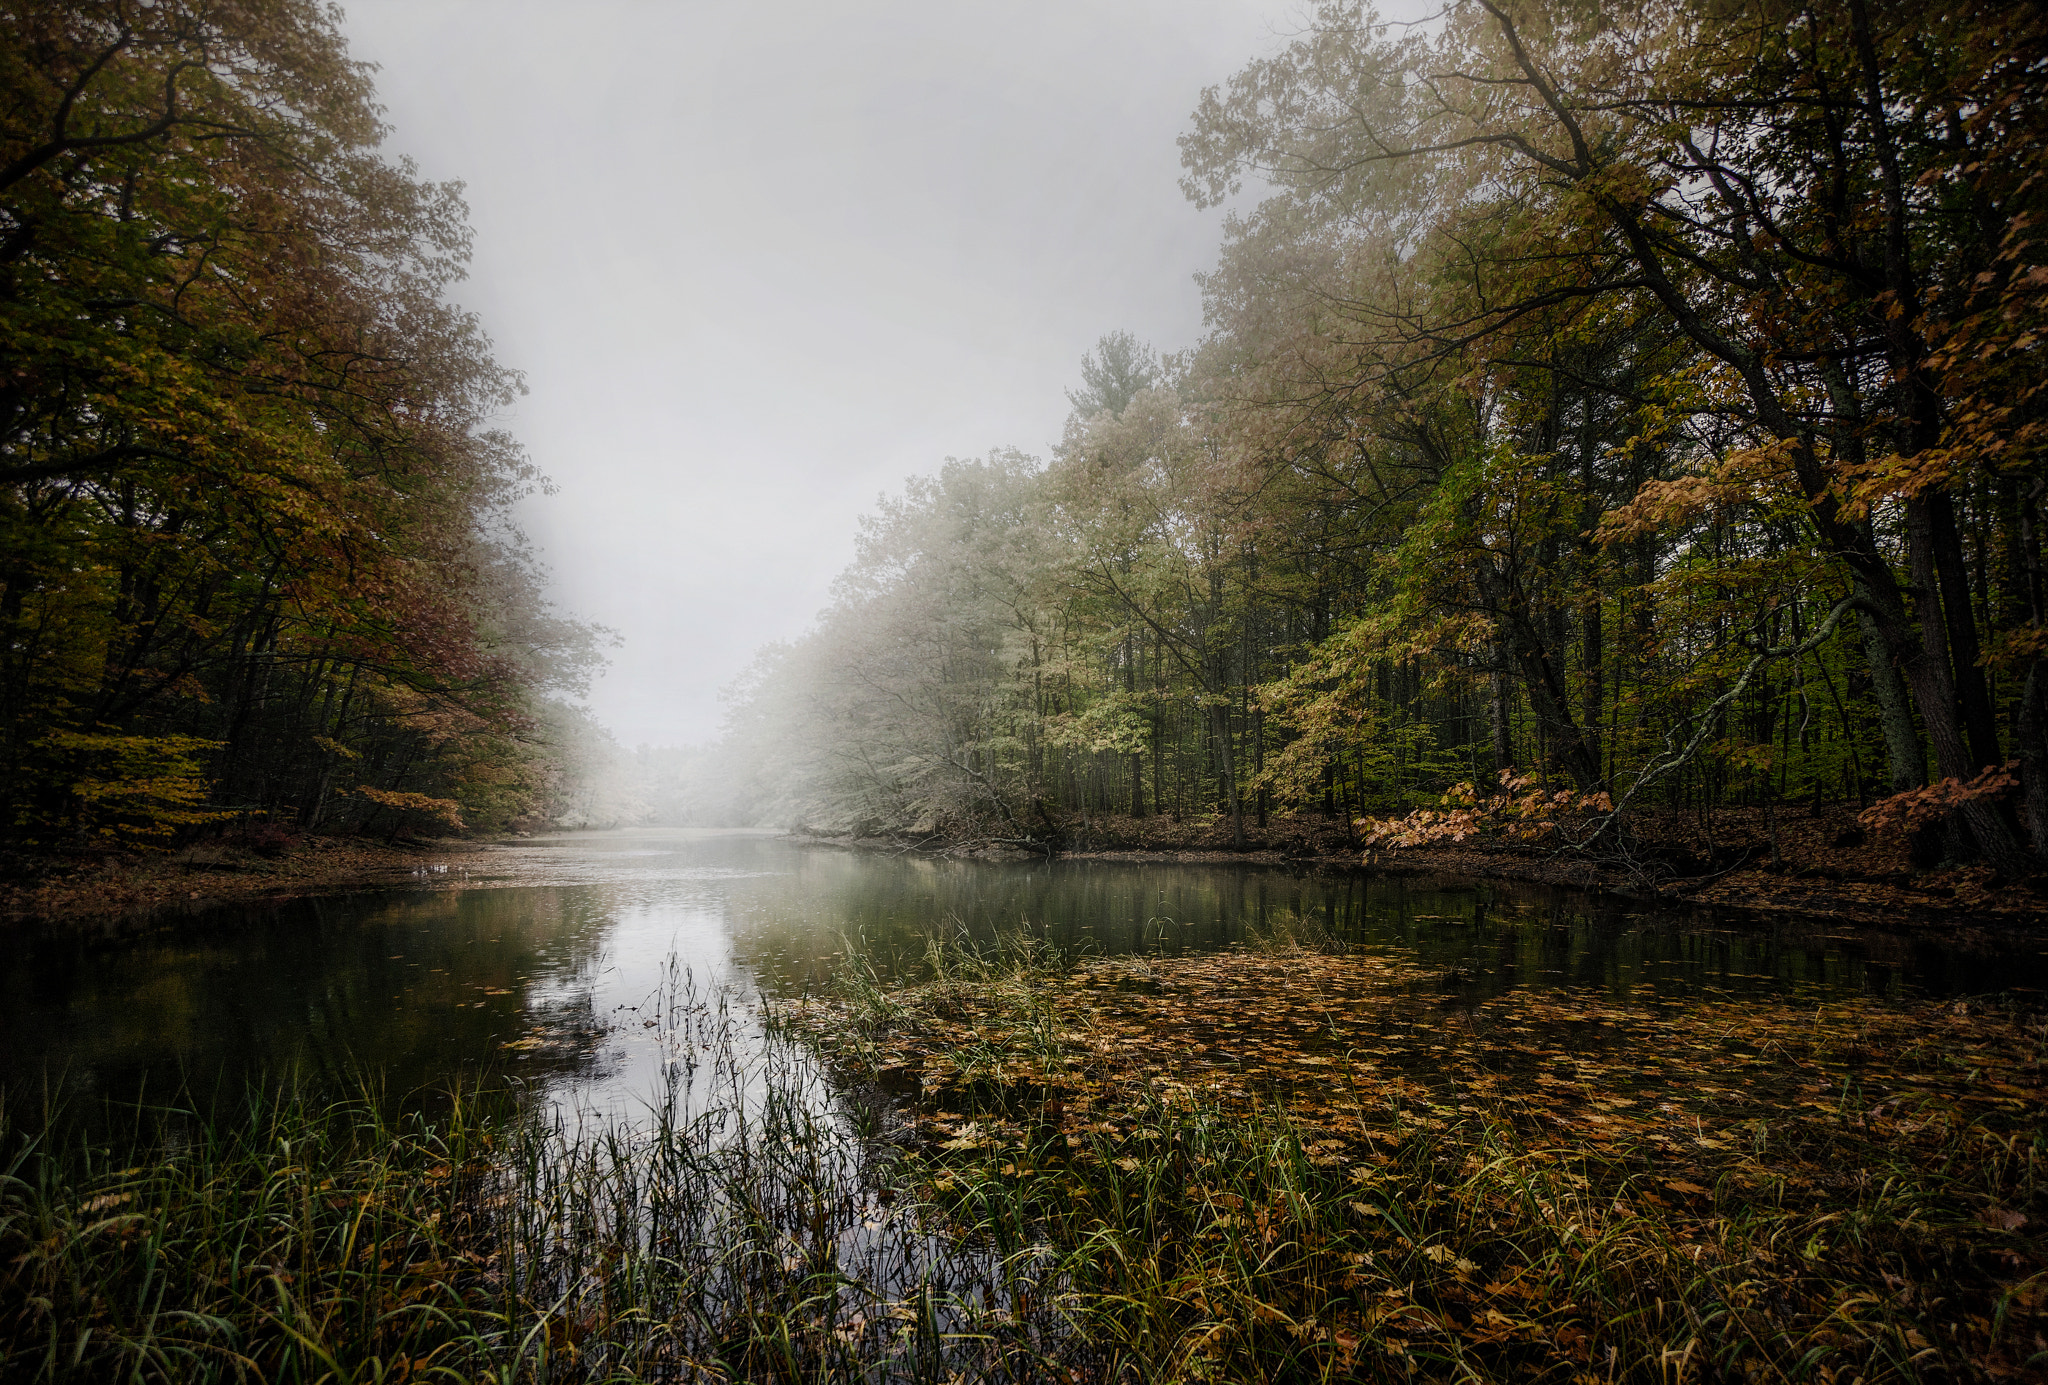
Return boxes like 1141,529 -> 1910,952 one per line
4,826 -> 2042,1121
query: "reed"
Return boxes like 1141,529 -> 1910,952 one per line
0,981 -> 1073,1382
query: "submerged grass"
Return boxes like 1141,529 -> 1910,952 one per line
785,933 -> 2048,1381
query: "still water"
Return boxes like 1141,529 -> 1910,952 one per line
4,827 -> 2042,1117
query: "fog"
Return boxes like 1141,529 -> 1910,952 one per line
337,0 -> 1369,750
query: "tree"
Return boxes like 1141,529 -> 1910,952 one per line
1181,0 -> 2048,870
0,0 -> 597,844
1067,331 -> 1160,420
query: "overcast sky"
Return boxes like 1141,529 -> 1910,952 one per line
338,1 -> 1404,748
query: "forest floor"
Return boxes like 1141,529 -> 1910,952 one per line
824,801 -> 2048,929
0,833 -> 499,924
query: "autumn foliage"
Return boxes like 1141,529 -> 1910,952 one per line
728,0 -> 2048,882
0,1 -> 602,848
1360,771 -> 1616,850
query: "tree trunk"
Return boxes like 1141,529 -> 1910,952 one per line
1253,703 -> 1267,828
1508,619 -> 1601,791
1924,491 -> 2003,771
1212,702 -> 1245,849
1853,583 -> 1926,792
2017,660 -> 2048,855
1581,591 -> 1602,785
1124,632 -> 1145,817
1489,660 -> 1512,774
1897,495 -> 2031,874
1471,548 -> 1599,790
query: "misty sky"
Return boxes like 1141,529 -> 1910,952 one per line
340,1 -> 1423,749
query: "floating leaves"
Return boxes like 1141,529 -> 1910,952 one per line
938,1122 -> 992,1152
789,938 -> 2048,1380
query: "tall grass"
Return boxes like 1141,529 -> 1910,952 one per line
0,974 -> 1076,1382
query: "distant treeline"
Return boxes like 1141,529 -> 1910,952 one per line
715,0 -> 2048,872
0,1 -> 605,848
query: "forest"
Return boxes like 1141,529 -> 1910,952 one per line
0,0 -> 606,855
5,0 -> 2047,888
708,0 -> 2048,884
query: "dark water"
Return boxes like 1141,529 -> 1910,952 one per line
4,828 -> 2042,1114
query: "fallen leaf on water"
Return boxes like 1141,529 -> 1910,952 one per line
939,1122 -> 990,1151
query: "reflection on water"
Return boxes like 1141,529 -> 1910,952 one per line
3,827 -> 2041,1118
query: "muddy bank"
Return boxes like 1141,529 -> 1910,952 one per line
0,836 -> 504,925
795,803 -> 2048,930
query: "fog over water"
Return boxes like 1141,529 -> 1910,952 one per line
337,0 -> 1432,749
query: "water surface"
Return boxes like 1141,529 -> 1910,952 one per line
5,828 -> 2040,1119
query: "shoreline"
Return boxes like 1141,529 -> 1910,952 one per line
7,809 -> 2044,934
0,835 -> 505,926
791,807 -> 2048,932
